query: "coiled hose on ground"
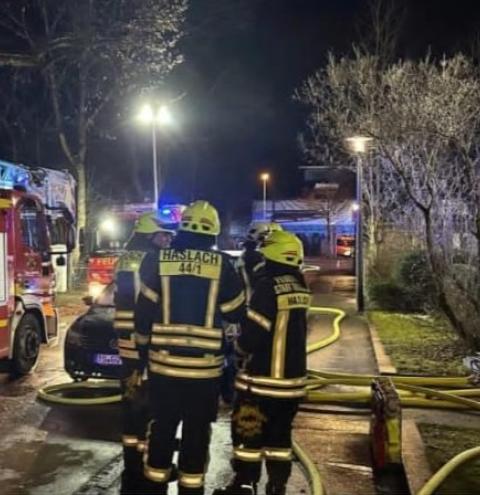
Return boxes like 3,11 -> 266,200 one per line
37,305 -> 480,495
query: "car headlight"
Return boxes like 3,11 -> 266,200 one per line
88,283 -> 106,299
344,249 -> 351,256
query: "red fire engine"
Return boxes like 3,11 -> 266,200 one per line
87,203 -> 184,297
0,160 -> 76,375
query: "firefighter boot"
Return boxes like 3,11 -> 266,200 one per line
121,475 -> 167,495
120,447 -> 144,495
265,481 -> 287,495
212,481 -> 257,495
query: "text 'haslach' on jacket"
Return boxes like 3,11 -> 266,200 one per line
134,248 -> 246,379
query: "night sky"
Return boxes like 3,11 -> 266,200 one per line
153,0 -> 480,216
3,0 -> 480,218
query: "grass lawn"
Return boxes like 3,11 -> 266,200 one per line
418,424 -> 480,495
368,311 -> 467,376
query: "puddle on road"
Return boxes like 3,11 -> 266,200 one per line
40,404 -> 122,442
0,440 -> 94,494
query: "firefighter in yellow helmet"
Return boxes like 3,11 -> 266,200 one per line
220,222 -> 284,403
115,212 -> 174,494
134,200 -> 246,495
214,230 -> 311,495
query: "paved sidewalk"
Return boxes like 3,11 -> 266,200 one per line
294,272 -> 378,495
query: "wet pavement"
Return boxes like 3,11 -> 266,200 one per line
0,267 -> 383,495
294,272 -> 379,495
0,293 -> 126,495
0,291 -> 310,495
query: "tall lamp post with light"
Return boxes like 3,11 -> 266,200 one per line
137,103 -> 173,207
346,136 -> 372,312
260,173 -> 270,220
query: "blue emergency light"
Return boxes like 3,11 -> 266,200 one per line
0,160 -> 30,190
158,204 -> 185,224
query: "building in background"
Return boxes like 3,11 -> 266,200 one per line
251,167 -> 356,257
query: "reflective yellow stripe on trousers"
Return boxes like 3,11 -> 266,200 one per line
122,435 -> 138,447
263,447 -> 293,461
233,447 -> 263,462
178,471 -> 204,488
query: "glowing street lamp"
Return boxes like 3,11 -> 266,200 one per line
345,136 -> 372,154
345,136 -> 372,313
260,173 -> 270,220
136,104 -> 174,206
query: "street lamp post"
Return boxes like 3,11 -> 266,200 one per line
346,136 -> 372,313
151,123 -> 159,207
137,104 -> 173,207
260,173 -> 270,220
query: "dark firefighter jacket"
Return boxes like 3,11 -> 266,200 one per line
235,263 -> 311,399
238,241 -> 265,303
134,244 -> 246,380
113,249 -> 149,372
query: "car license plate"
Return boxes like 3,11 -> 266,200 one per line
94,353 -> 122,366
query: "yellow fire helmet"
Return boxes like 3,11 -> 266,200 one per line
135,212 -> 174,235
179,200 -> 221,236
247,221 -> 283,242
260,230 -> 304,267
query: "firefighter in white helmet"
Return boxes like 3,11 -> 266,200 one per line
239,222 -> 283,303
214,230 -> 310,495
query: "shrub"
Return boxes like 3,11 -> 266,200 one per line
367,281 -> 411,311
396,251 -> 436,311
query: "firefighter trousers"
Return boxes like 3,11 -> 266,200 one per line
120,377 -> 149,475
144,375 -> 220,495
231,391 -> 299,487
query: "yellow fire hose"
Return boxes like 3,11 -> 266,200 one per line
293,439 -> 325,495
37,379 -> 122,405
36,304 -> 480,495
298,305 -> 480,495
416,446 -> 480,495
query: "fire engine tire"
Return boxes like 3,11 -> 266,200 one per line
37,380 -> 122,406
11,313 -> 42,376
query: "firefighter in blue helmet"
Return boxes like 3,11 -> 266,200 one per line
214,230 -> 311,495
115,212 -> 174,494
134,200 -> 246,495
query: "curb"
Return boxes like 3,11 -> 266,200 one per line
402,420 -> 433,495
366,319 -> 398,375
365,317 -> 433,494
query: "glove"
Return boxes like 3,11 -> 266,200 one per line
124,369 -> 143,401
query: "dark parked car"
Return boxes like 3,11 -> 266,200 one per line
64,284 -> 122,381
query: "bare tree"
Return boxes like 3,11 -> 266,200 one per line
0,0 -> 187,264
0,67 -> 53,163
357,0 -> 405,65
295,51 -> 404,271
296,49 -> 480,347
